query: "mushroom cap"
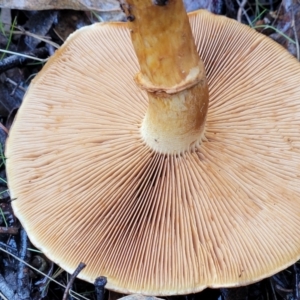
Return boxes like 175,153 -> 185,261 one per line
6,10 -> 300,295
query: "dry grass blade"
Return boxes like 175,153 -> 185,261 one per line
13,25 -> 60,49
0,49 -> 48,62
291,6 -> 299,60
0,291 -> 8,300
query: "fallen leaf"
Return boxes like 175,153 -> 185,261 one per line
0,0 -> 121,11
0,0 -> 222,14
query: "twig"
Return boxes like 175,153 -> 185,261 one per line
14,26 -> 60,49
35,260 -> 54,298
275,284 -> 293,293
291,7 -> 299,61
5,78 -> 27,93
0,241 -> 18,257
17,228 -> 31,300
0,123 -> 8,135
294,264 -> 299,299
237,0 -> 248,23
62,262 -> 86,300
2,28 -> 59,49
271,2 -> 282,27
0,226 -> 18,234
269,278 -> 278,300
0,291 -> 9,300
0,47 -> 49,73
94,276 -> 107,300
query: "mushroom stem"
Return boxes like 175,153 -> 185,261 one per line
126,0 -> 209,154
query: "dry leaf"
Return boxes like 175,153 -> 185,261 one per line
0,0 -> 220,13
0,0 -> 121,11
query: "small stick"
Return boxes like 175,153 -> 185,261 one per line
0,226 -> 18,234
0,241 -> 18,255
17,228 -> 31,299
237,0 -> 249,23
5,78 -> 27,93
94,276 -> 107,300
13,26 -> 60,49
294,264 -> 299,299
275,284 -> 293,293
0,123 -> 8,135
62,262 -> 86,300
0,291 -> 8,300
291,7 -> 299,61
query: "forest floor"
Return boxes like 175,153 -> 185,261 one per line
0,0 -> 299,299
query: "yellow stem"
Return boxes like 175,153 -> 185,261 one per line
124,0 -> 209,154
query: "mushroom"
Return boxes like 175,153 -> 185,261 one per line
5,0 -> 300,296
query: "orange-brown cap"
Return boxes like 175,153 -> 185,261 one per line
6,10 -> 300,295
